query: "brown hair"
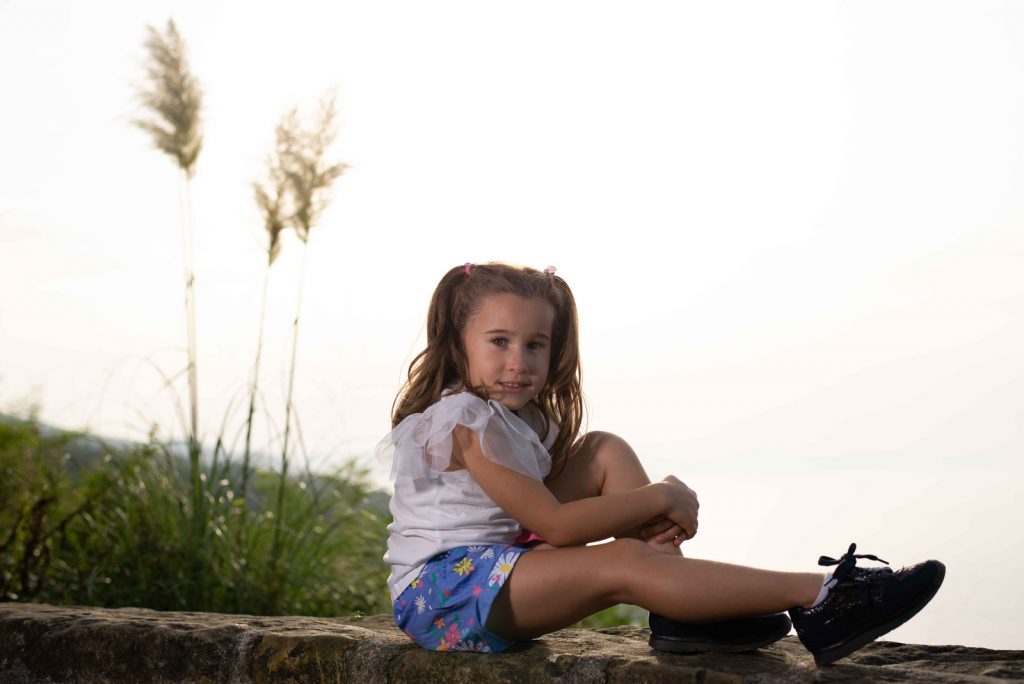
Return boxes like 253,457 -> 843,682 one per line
391,262 -> 585,475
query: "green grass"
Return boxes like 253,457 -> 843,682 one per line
0,413 -> 390,617
572,603 -> 648,630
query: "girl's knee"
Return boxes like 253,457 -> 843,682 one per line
577,431 -> 642,468
605,537 -> 658,561
549,432 -> 648,503
579,432 -> 648,491
579,430 -> 629,453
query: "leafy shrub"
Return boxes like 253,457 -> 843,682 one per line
0,415 -> 391,617
0,416 -> 91,602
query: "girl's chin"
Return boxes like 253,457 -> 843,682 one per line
497,398 -> 527,411
494,393 -> 532,412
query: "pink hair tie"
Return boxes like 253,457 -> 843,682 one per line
544,265 -> 557,276
465,262 -> 472,276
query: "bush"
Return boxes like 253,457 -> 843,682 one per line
0,414 -> 391,617
0,415 -> 90,602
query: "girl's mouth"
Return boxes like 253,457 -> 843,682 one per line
499,382 -> 529,393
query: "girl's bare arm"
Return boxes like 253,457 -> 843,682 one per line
453,426 -> 698,546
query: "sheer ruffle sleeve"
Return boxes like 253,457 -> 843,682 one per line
377,392 -> 552,482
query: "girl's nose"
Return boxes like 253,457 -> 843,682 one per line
507,349 -> 529,372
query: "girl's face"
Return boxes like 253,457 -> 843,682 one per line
462,293 -> 555,412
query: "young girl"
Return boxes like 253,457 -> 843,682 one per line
378,262 -> 944,666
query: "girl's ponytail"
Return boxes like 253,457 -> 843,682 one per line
392,265 -> 466,426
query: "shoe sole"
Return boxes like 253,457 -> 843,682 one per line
813,561 -> 946,666
648,619 -> 792,654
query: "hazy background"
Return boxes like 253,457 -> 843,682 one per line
1,0 -> 1021,648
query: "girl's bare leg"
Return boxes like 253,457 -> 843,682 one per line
544,431 -> 680,554
487,539 -> 823,641
489,430 -> 823,640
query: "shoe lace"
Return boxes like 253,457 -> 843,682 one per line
818,543 -> 889,582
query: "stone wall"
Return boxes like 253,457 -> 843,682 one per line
1,603 -> 1021,682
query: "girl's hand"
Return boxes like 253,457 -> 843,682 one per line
658,475 -> 699,541
638,516 -> 689,547
638,516 -> 674,539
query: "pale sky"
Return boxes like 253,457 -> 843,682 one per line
1,1 -> 1022,648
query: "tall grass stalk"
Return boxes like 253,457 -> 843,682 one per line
133,18 -> 204,463
243,119 -> 293,502
133,17 -> 206,577
269,96 -> 348,587
239,269 -> 269,501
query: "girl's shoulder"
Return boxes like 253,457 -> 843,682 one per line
428,391 -> 554,449
408,389 -> 527,446
378,390 -> 551,481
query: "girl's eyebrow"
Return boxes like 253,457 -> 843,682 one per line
484,328 -> 551,340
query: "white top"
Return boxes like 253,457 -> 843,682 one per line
377,391 -> 556,602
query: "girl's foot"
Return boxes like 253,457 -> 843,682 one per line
788,543 -> 945,666
648,612 -> 792,653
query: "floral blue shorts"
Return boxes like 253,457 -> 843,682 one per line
393,543 -> 531,653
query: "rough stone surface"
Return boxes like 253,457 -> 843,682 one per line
1,603 -> 1021,683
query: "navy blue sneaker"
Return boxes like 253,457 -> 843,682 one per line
649,612 -> 792,653
789,543 -> 945,666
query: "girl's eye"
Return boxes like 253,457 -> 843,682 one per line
491,337 -> 508,347
528,342 -> 546,350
